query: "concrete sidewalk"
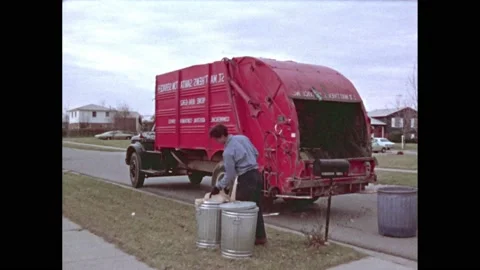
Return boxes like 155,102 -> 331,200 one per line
327,257 -> 414,270
63,217 -> 154,270
63,217 -> 414,270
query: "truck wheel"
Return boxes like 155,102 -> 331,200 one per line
188,171 -> 204,185
129,152 -> 145,188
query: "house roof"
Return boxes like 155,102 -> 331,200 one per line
128,111 -> 140,117
368,107 -> 416,117
68,104 -> 112,112
370,118 -> 386,126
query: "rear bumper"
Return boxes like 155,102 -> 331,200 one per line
275,174 -> 376,199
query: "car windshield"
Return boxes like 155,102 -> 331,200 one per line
380,139 -> 389,142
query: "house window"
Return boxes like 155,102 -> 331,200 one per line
411,118 -> 416,128
74,111 -> 77,117
92,111 -> 97,117
106,111 -> 110,117
391,117 -> 404,128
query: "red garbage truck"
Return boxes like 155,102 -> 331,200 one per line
126,56 -> 377,205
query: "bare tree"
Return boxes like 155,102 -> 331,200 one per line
406,62 -> 418,111
392,94 -> 415,137
113,102 -> 131,130
99,99 -> 107,108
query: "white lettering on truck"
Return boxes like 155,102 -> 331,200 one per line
157,73 -> 225,93
211,116 -> 230,123
167,116 -> 228,125
180,96 -> 206,107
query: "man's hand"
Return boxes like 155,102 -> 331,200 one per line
209,186 -> 220,198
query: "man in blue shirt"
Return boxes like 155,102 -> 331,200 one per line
209,124 -> 267,245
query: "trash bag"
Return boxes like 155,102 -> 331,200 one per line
194,177 -> 238,206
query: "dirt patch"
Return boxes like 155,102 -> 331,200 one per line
63,172 -> 366,270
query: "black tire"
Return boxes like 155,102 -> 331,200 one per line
107,137 -> 112,140
381,148 -> 386,153
129,152 -> 145,188
211,162 -> 234,192
188,171 -> 204,185
126,136 -> 131,140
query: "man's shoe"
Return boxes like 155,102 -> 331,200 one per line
255,238 -> 268,245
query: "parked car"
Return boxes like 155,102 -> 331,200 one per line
95,130 -> 135,140
371,137 -> 395,153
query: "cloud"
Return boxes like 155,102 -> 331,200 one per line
63,0 -> 417,114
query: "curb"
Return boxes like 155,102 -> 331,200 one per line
62,141 -> 126,150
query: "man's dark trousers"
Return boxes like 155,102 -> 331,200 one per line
235,169 -> 267,240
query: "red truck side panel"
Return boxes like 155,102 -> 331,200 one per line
155,61 -> 239,156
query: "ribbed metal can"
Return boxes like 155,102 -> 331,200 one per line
219,201 -> 258,259
377,186 -> 417,238
196,200 -> 222,248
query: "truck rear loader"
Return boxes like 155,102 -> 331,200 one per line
126,56 -> 377,205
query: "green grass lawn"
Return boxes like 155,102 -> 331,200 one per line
63,137 -> 131,149
375,171 -> 417,187
62,142 -> 124,152
63,172 -> 366,270
391,143 -> 417,151
375,154 -> 417,170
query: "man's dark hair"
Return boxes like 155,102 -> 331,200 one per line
209,124 -> 228,138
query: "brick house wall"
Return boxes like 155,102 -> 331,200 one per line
372,107 -> 417,139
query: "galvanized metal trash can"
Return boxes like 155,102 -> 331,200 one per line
219,201 -> 258,259
377,186 -> 417,238
196,200 -> 222,248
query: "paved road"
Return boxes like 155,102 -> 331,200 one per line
62,147 -> 417,261
62,143 -> 417,173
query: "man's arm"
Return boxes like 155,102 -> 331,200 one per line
216,152 -> 236,190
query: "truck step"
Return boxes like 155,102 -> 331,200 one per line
141,169 -> 166,176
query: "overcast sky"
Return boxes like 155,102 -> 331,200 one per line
62,0 -> 417,116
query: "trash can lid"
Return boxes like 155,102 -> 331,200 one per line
377,186 -> 417,194
202,199 -> 223,205
219,201 -> 256,211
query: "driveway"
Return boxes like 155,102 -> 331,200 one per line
62,147 -> 417,261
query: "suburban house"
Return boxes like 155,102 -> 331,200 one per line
67,104 -> 141,131
368,107 -> 417,139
